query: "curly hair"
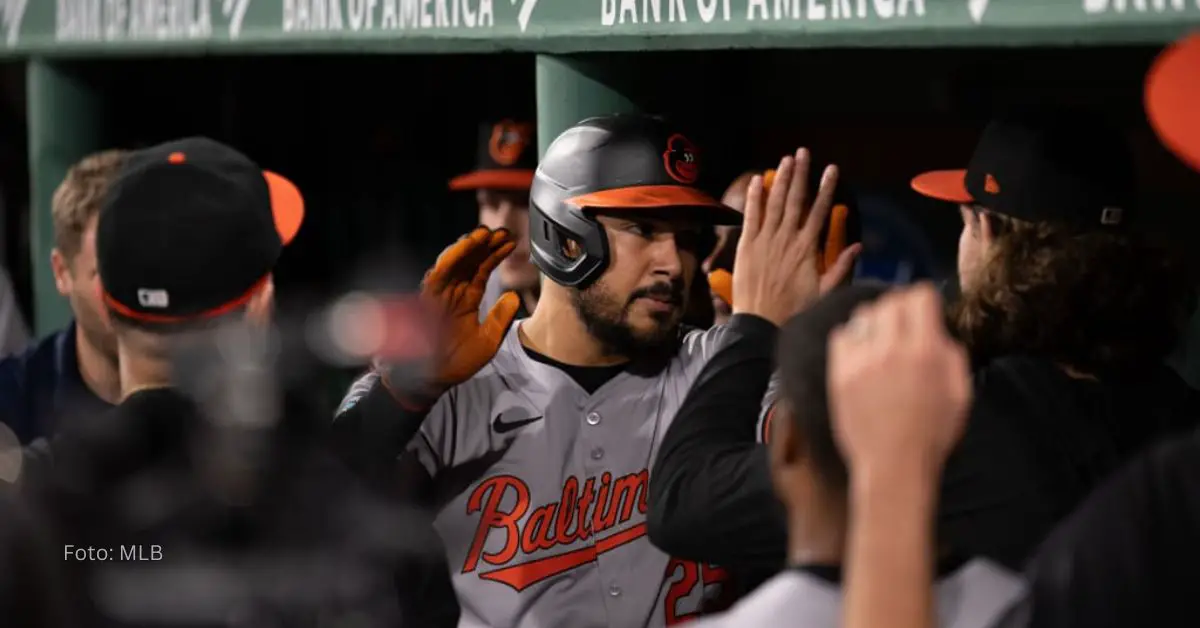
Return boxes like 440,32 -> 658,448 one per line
949,210 -> 1196,376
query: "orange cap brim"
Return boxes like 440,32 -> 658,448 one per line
449,169 -> 536,191
264,170 -> 305,245
567,185 -> 742,225
1146,33 -> 1200,172
910,169 -> 973,204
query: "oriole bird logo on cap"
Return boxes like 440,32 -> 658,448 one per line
663,133 -> 700,184
984,174 -> 1001,195
488,121 -> 532,167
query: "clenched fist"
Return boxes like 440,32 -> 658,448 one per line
827,283 -> 972,482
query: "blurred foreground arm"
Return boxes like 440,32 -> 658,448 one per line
828,284 -> 972,628
330,227 -> 520,497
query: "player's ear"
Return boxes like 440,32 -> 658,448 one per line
768,402 -> 816,510
51,248 -> 71,295
768,403 -> 804,469
768,402 -> 806,477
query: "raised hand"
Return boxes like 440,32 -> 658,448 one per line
377,227 -> 521,407
730,149 -> 858,326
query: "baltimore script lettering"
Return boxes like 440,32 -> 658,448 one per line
462,470 -> 651,590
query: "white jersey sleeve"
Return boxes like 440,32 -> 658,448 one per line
688,559 -> 1026,628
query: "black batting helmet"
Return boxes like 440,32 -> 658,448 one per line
529,114 -> 741,288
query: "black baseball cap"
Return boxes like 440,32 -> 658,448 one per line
448,120 -> 537,191
910,109 -> 1136,229
97,137 -> 305,325
537,114 -> 742,224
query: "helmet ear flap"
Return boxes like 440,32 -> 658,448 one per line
527,197 -> 610,289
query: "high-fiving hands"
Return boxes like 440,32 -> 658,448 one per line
726,149 -> 862,326
375,227 -> 521,408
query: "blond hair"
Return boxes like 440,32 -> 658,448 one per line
51,149 -> 127,259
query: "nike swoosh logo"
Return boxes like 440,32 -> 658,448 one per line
493,414 -> 544,434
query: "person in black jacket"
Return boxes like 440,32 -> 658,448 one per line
7,137 -> 442,628
682,284 -> 1026,628
648,108 -> 1200,597
1005,33 -> 1200,628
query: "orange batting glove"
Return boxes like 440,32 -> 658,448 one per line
708,268 -> 734,307
377,227 -> 521,409
707,168 -> 856,309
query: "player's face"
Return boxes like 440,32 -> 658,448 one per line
52,216 -> 118,361
572,214 -> 701,355
956,205 -> 993,293
478,189 -> 538,292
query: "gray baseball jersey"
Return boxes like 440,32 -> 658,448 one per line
406,320 -> 764,628
756,373 -> 782,443
687,558 -> 1027,628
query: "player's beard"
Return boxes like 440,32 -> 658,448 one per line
572,277 -> 686,360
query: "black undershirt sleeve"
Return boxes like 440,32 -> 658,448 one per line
647,313 -> 788,572
330,374 -> 435,503
330,375 -> 457,626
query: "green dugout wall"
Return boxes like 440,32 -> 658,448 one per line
26,61 -> 106,334
11,1 -> 1200,334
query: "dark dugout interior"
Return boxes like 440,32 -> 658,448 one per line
4,45 -> 1199,401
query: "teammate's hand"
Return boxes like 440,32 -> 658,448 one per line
731,150 -> 855,326
377,227 -> 521,407
763,167 -> 860,294
827,283 -> 972,482
709,202 -> 856,309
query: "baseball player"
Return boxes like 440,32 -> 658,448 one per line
449,119 -> 541,320
996,33 -> 1200,628
333,114 -> 856,627
683,285 -> 1024,628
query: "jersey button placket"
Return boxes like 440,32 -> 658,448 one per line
585,413 -> 605,464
